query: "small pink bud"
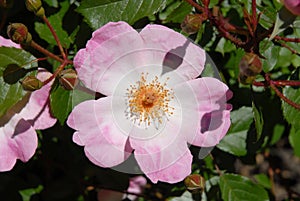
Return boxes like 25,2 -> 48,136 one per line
7,23 -> 32,45
25,0 -> 45,17
20,76 -> 43,91
58,69 -> 79,90
238,53 -> 262,84
181,14 -> 202,35
282,0 -> 300,16
184,174 -> 205,194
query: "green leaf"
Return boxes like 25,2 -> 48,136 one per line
19,185 -> 43,201
215,38 -> 236,56
159,1 -> 193,23
217,107 -> 253,156
220,174 -> 269,201
0,47 -> 37,118
259,40 -> 280,72
289,126 -> 300,157
269,6 -> 296,40
169,191 -> 193,201
252,102 -> 264,141
282,71 -> 300,130
254,174 -> 271,189
35,1 -> 72,47
50,82 -> 94,125
76,0 -> 167,30
44,0 -> 59,7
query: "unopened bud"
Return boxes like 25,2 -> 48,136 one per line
181,14 -> 202,34
238,53 -> 262,84
184,174 -> 205,194
59,69 -> 79,90
282,0 -> 300,16
25,0 -> 45,17
0,0 -> 14,8
7,23 -> 32,45
20,76 -> 43,91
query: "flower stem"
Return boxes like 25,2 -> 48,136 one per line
42,15 -> 67,60
43,60 -> 68,86
30,40 -> 65,63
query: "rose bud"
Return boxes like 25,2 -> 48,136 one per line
25,0 -> 45,17
20,75 -> 43,91
184,174 -> 205,194
58,69 -> 79,90
282,0 -> 300,16
238,53 -> 262,84
181,14 -> 202,35
7,23 -> 32,45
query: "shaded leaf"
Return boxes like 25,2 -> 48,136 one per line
0,47 -> 37,118
217,107 -> 253,156
282,69 -> 300,130
259,40 -> 280,72
76,0 -> 167,30
220,174 -> 269,201
50,82 -> 94,125
19,185 -> 43,201
252,102 -> 264,141
254,174 -> 271,189
159,0 -> 193,23
289,126 -> 300,157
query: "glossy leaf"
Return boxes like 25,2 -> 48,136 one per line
259,40 -> 280,72
0,47 -> 37,118
76,0 -> 167,30
217,107 -> 253,156
220,174 -> 269,201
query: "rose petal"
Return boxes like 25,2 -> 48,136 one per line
129,112 -> 192,183
74,21 -> 144,95
19,70 -> 56,129
0,114 -> 37,171
174,77 -> 232,147
67,97 -> 132,167
0,36 -> 21,48
140,24 -> 206,82
145,150 -> 192,184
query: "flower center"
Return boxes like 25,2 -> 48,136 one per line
126,73 -> 174,128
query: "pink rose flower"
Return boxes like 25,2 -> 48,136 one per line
67,21 -> 232,183
283,0 -> 300,15
0,36 -> 56,171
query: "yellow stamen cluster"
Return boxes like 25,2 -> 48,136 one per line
126,73 -> 174,128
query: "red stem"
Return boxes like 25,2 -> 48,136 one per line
273,35 -> 300,43
42,15 -> 67,60
43,60 -> 68,86
270,83 -> 300,110
30,41 -> 65,63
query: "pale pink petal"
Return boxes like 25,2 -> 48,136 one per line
174,77 -> 232,147
19,70 -> 56,129
144,150 -> 192,184
67,97 -> 132,167
74,21 -> 144,95
124,176 -> 147,200
0,114 -> 37,171
0,36 -> 21,48
139,24 -> 206,82
129,113 -> 193,183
